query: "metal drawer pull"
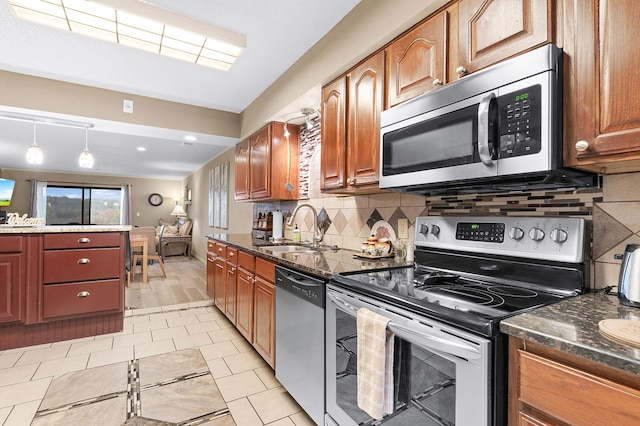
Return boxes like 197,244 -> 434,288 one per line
77,258 -> 91,264
77,291 -> 90,298
77,237 -> 91,243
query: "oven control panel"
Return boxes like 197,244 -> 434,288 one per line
414,216 -> 586,263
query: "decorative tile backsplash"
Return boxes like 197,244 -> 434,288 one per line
253,122 -> 640,291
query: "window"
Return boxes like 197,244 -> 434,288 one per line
46,185 -> 122,225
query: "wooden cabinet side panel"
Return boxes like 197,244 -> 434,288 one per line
0,253 -> 22,323
321,77 -> 347,190
213,257 -> 226,311
347,52 -> 384,188
206,253 -> 215,297
458,0 -> 551,73
234,139 -> 251,201
236,268 -> 254,342
225,262 -> 237,324
386,11 -> 447,107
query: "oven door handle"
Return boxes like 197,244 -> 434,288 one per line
328,292 -> 483,360
478,92 -> 496,167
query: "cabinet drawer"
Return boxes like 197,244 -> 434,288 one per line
207,240 -> 215,253
0,236 -> 22,253
226,247 -> 238,263
255,257 -> 275,282
44,248 -> 121,283
238,251 -> 255,271
44,232 -> 120,249
214,242 -> 228,257
519,350 -> 640,425
43,279 -> 121,319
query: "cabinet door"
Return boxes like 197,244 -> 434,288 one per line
253,276 -> 275,368
225,261 -> 237,324
206,253 -> 215,298
213,257 -> 226,311
0,253 -> 22,324
321,76 -> 347,191
249,126 -> 271,200
457,0 -> 551,76
386,10 -> 448,107
563,0 -> 640,173
234,138 -> 250,201
347,51 -> 384,188
236,267 -> 254,342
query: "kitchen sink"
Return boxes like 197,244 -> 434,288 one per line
259,244 -> 318,254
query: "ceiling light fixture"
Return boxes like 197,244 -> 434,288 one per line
26,120 -> 43,165
284,108 -> 319,137
79,128 -> 94,168
136,146 -> 146,151
8,0 -> 247,71
183,135 -> 197,142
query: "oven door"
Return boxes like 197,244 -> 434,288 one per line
325,285 -> 492,426
379,90 -> 499,190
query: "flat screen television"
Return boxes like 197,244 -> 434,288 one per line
0,178 -> 16,207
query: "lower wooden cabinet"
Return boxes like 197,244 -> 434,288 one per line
206,252 -> 215,297
253,275 -> 275,368
213,257 -> 226,311
0,252 -> 23,324
225,260 -> 237,324
509,336 -> 640,425
236,266 -> 255,342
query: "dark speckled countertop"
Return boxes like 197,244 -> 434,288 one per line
501,292 -> 640,376
205,233 -> 411,279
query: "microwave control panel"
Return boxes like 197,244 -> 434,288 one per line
498,84 -> 541,159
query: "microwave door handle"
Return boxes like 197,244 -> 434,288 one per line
478,92 -> 496,167
328,292 -> 482,360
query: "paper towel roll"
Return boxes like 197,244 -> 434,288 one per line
272,211 -> 283,240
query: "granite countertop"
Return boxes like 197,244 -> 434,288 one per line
501,292 -> 640,376
0,225 -> 132,234
206,233 -> 411,278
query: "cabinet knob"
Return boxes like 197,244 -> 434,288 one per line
575,140 -> 589,152
77,291 -> 90,298
432,78 -> 443,87
348,178 -> 356,185
456,66 -> 468,77
77,258 -> 90,264
77,237 -> 90,243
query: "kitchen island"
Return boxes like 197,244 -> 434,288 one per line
0,225 -> 131,350
501,292 -> 640,424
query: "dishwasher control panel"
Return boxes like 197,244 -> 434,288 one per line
275,266 -> 326,308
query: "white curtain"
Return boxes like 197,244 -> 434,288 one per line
121,184 -> 132,225
29,180 -> 47,220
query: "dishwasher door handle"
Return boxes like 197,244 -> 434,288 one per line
277,274 -> 323,288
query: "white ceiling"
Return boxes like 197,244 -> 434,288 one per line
0,0 -> 361,179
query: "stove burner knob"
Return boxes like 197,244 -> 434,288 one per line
420,224 -> 429,234
528,227 -> 545,242
550,228 -> 568,243
431,225 -> 440,235
508,227 -> 524,240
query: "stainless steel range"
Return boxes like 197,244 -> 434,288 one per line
325,216 -> 588,426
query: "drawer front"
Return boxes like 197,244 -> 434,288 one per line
44,232 -> 121,249
44,248 -> 121,283
519,350 -> 640,425
43,279 -> 121,319
255,257 -> 275,282
0,236 -> 22,253
238,251 -> 255,271
215,242 -> 228,257
207,240 -> 215,253
226,247 -> 238,264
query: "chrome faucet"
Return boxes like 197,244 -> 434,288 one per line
287,204 -> 323,247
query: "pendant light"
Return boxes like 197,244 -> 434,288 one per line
79,128 -> 94,168
26,120 -> 43,164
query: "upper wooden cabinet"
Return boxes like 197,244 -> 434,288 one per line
563,0 -> 640,173
321,52 -> 385,193
457,0 -> 551,76
234,122 -> 299,202
385,8 -> 451,108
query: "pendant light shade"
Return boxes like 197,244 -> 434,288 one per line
26,120 -> 43,165
79,129 -> 94,168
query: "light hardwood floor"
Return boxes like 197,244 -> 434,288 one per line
125,255 -> 210,309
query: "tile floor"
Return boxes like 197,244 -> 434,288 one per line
0,300 -> 315,426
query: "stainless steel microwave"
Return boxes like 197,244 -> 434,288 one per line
379,44 -> 598,195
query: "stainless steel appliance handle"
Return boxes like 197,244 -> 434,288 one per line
278,274 -> 323,288
477,92 -> 496,167
328,291 -> 482,360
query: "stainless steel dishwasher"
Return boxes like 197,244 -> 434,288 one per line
275,265 -> 326,425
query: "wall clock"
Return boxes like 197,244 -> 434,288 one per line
148,193 -> 163,206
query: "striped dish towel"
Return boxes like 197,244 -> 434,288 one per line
356,307 -> 394,420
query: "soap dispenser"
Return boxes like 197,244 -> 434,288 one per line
292,224 -> 301,242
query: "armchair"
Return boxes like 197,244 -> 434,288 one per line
160,218 -> 192,259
